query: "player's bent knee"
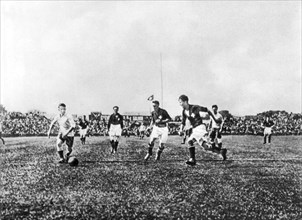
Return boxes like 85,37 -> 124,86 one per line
159,144 -> 165,151
188,140 -> 194,146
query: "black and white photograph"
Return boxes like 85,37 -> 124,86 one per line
0,1 -> 301,219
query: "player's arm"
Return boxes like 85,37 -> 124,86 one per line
148,113 -> 155,130
219,117 -> 225,132
47,118 -> 57,138
120,115 -> 124,129
160,110 -> 172,124
206,109 -> 221,124
209,117 -> 213,130
179,110 -> 186,135
107,115 -> 112,130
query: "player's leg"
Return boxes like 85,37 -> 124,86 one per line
109,135 -> 115,154
65,137 -> 74,160
263,134 -> 267,144
186,138 -> 197,166
155,127 -> 168,161
114,125 -> 122,152
56,137 -> 65,163
268,134 -> 272,144
197,125 -> 227,160
79,129 -> 83,144
109,126 -> 116,154
209,129 -> 216,149
114,136 -> 119,152
82,129 -> 87,144
181,130 -> 188,144
217,131 -> 222,149
145,127 -> 158,161
199,140 -> 227,160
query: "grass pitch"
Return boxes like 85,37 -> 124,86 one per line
1,135 -> 302,219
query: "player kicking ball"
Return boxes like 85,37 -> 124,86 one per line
47,103 -> 76,163
178,95 -> 227,166
144,100 -> 172,161
108,106 -> 124,154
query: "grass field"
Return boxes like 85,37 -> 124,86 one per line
1,135 -> 302,219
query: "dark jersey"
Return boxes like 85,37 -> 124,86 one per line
79,120 -> 89,129
182,104 -> 208,128
151,108 -> 172,127
263,120 -> 274,128
108,113 -> 124,129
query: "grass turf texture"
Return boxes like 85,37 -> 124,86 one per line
0,136 -> 302,219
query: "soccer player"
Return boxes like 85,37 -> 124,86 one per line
0,120 -> 5,145
47,103 -> 76,163
78,116 -> 89,145
209,105 -> 224,151
262,116 -> 274,144
139,123 -> 146,139
144,100 -> 172,161
178,95 -> 227,166
108,106 -> 124,154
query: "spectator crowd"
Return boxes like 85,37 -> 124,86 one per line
0,110 -> 301,137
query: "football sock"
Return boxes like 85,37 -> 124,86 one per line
268,135 -> 271,143
58,151 -> 64,159
189,147 -> 196,161
218,143 -> 222,150
115,141 -> 118,151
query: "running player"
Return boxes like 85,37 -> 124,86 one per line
209,105 -> 224,151
178,95 -> 227,166
262,116 -> 274,144
144,100 -> 172,161
108,106 -> 124,154
139,123 -> 146,139
47,103 -> 76,163
78,116 -> 89,145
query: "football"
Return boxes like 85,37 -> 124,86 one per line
68,156 -> 79,167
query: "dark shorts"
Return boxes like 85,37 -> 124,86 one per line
59,136 -> 74,148
209,128 -> 222,141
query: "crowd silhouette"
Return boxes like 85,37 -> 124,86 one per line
1,110 -> 301,137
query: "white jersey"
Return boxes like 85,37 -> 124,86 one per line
53,113 -> 76,137
210,112 -> 223,129
139,125 -> 146,132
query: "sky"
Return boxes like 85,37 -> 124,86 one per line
1,1 -> 301,117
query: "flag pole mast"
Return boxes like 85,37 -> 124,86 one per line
160,53 -> 163,108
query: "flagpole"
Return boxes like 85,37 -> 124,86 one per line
160,53 -> 163,108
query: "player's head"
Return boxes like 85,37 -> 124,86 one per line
152,100 -> 160,110
178,95 -> 189,108
58,103 -> 66,115
212,105 -> 218,113
113,106 -> 119,113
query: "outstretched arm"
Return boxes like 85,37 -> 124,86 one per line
47,118 -> 57,138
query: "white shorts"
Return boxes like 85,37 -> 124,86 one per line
109,124 -> 122,138
150,126 -> 169,144
264,127 -> 272,135
79,128 -> 88,136
188,124 -> 208,144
